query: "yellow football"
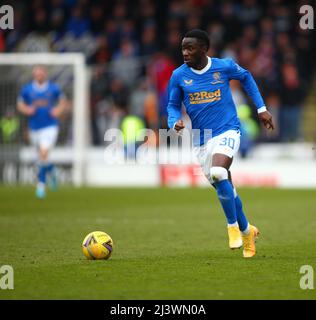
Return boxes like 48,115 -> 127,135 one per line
82,231 -> 113,260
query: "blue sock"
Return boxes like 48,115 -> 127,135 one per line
214,180 -> 237,224
235,195 -> 249,232
38,164 -> 47,184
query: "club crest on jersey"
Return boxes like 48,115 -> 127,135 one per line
184,79 -> 193,85
211,72 -> 224,84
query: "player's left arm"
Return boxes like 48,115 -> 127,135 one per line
227,59 -> 274,130
50,85 -> 68,119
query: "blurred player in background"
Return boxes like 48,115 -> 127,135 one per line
17,65 -> 67,199
167,30 -> 274,258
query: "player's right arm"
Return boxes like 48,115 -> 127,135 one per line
167,72 -> 184,132
17,101 -> 36,116
17,85 -> 35,116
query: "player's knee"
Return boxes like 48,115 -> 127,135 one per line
210,166 -> 228,182
39,149 -> 49,161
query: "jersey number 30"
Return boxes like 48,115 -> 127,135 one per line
219,137 -> 235,149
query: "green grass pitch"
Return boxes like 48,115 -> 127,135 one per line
0,186 -> 315,300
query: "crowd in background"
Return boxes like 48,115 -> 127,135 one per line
1,0 -> 315,148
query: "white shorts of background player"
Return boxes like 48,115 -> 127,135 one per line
29,125 -> 59,150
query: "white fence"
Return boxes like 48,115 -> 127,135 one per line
3,143 -> 314,188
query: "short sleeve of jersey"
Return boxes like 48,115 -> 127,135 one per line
18,85 -> 30,104
53,84 -> 65,101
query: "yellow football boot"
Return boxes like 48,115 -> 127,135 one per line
242,225 -> 259,258
227,225 -> 243,249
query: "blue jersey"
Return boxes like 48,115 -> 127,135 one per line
167,57 -> 265,145
18,81 -> 64,130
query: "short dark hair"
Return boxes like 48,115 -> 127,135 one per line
184,29 -> 210,50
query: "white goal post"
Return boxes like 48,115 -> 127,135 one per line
0,53 -> 89,186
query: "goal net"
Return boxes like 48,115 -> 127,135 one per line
0,53 -> 89,186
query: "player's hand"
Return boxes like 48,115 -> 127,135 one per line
50,107 -> 61,118
258,110 -> 274,130
25,106 -> 36,116
174,120 -> 185,132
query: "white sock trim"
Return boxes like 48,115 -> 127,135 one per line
242,223 -> 250,234
37,182 -> 45,190
227,222 -> 239,228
